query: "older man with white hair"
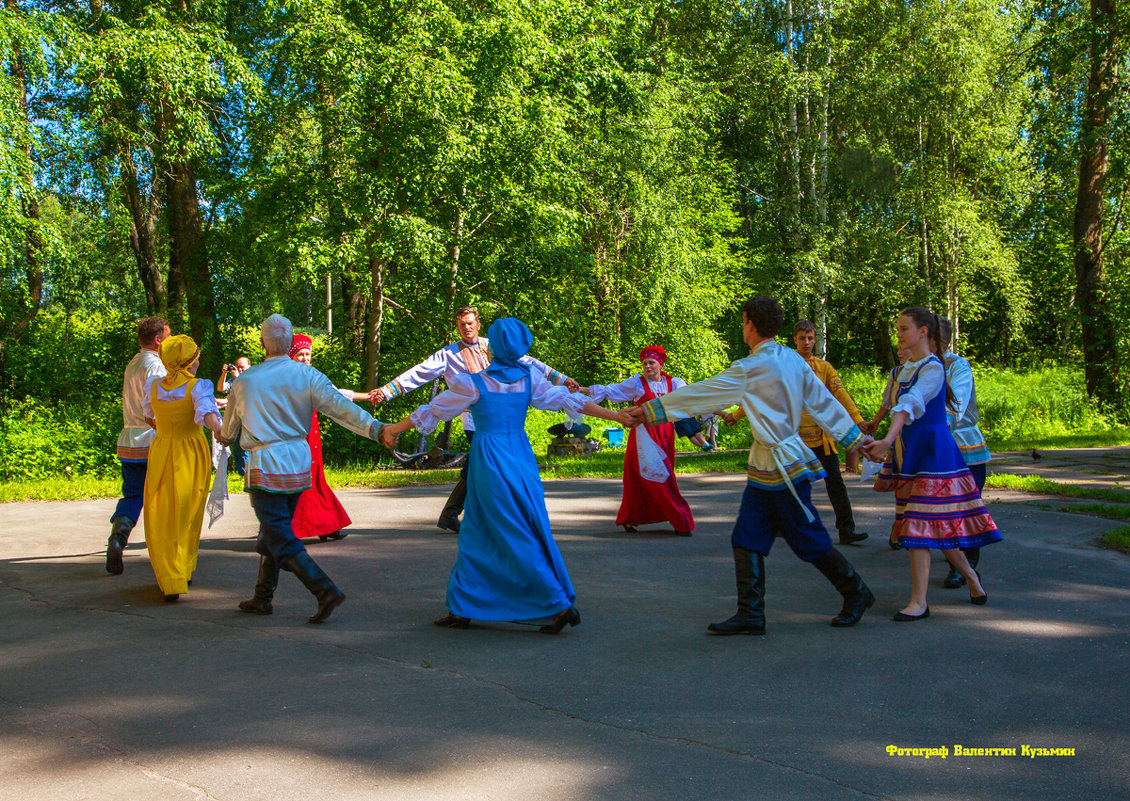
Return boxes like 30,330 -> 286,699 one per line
221,314 -> 388,624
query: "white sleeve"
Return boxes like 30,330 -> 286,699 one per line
891,361 -> 944,423
646,363 -> 748,422
191,380 -> 221,425
521,355 -> 571,386
141,376 -> 158,420
528,371 -> 587,415
946,358 -> 974,424
379,348 -> 449,397
588,375 -> 644,404
310,369 -> 384,440
410,374 -> 479,434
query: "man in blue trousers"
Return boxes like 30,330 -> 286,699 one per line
106,316 -> 169,575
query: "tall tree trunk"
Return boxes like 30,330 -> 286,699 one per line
365,254 -> 387,389
1073,0 -> 1122,405
341,272 -> 368,352
0,0 -> 44,367
119,145 -> 165,313
166,158 -> 219,372
447,185 -> 465,315
814,6 -> 831,357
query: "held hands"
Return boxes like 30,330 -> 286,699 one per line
862,437 -> 893,462
379,417 -> 414,450
369,388 -> 387,404
622,406 -> 647,428
564,377 -> 581,393
858,420 -> 877,436
720,411 -> 738,426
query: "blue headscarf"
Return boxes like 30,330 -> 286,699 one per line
483,318 -> 533,383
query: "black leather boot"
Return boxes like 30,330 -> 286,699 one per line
812,547 -> 875,627
539,606 -> 581,634
708,548 -> 766,635
283,552 -> 346,623
437,479 -> 467,533
238,555 -> 280,615
944,547 -> 980,588
105,516 -> 133,575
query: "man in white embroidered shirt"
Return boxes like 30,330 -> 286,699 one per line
371,305 -> 578,533
626,296 -> 874,636
106,316 -> 170,575
221,314 -> 388,624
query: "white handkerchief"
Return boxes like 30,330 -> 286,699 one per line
860,458 -> 883,483
207,446 -> 230,528
636,427 -> 671,483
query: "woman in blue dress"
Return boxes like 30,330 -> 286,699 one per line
382,318 -> 627,633
864,307 -> 1002,622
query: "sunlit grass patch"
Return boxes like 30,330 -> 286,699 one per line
985,473 -> 1130,503
1101,526 -> 1130,555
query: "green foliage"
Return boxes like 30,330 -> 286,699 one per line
985,474 -> 1130,504
839,363 -> 1129,451
1059,504 -> 1130,521
3,0 -> 1130,487
0,398 -> 119,481
1101,526 -> 1130,555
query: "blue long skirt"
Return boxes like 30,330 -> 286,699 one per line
446,374 -> 575,621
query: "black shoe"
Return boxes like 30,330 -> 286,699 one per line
164,594 -> 180,603
970,593 -> 988,605
943,566 -> 966,588
622,525 -> 638,533
892,607 -> 929,622
673,529 -> 693,537
284,552 -> 346,624
539,606 -> 580,634
436,514 -> 461,533
838,530 -> 869,546
434,612 -> 471,628
889,535 -> 905,551
707,615 -> 766,635
318,531 -> 349,542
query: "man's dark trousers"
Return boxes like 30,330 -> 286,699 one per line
816,449 -> 856,538
248,489 -> 307,564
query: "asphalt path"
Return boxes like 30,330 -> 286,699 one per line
1,472 -> 1128,800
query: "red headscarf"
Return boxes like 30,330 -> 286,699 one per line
289,333 -> 313,359
639,346 -> 667,365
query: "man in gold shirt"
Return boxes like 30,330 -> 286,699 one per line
726,320 -> 869,545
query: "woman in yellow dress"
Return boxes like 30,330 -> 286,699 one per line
141,335 -> 223,602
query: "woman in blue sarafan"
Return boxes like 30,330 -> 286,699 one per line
382,318 -> 626,634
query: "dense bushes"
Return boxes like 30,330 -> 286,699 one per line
2,311 -> 1126,484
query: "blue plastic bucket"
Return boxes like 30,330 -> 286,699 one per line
603,427 -> 626,447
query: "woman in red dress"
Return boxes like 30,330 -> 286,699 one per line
289,335 -> 367,541
585,346 -> 695,535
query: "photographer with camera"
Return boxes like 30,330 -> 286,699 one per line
216,356 -> 251,395
215,356 -> 252,475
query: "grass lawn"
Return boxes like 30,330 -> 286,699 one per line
0,448 -> 748,503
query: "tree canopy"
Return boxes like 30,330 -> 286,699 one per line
2,0 -> 1128,409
